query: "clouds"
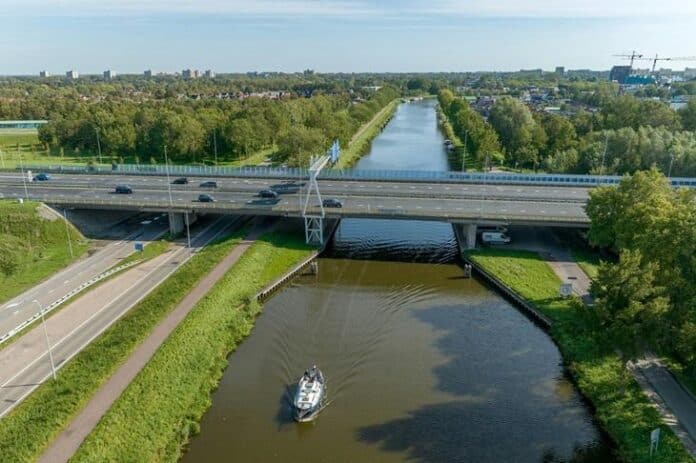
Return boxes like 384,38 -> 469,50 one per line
6,0 -> 696,18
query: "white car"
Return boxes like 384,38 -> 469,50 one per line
481,231 -> 511,244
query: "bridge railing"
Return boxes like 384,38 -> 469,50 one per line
17,163 -> 696,188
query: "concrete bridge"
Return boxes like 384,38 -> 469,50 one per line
2,167 -> 693,247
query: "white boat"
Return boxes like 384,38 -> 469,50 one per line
292,365 -> 325,422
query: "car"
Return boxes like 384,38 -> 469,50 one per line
32,173 -> 51,181
114,185 -> 133,194
480,232 -> 511,245
322,198 -> 343,208
199,181 -> 218,188
172,177 -> 189,185
198,194 -> 215,202
258,189 -> 279,198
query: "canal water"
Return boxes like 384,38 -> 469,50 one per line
181,99 -> 614,462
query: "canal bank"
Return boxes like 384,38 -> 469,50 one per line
66,221 -> 316,462
180,99 -> 615,462
465,249 -> 694,463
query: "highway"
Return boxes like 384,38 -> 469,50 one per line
0,213 -> 168,341
0,214 -> 240,418
0,173 -> 590,225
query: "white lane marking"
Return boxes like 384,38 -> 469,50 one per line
410,186 -> 415,189
357,204 -> 364,207
416,206 -> 422,209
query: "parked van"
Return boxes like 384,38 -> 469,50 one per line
481,231 -> 511,244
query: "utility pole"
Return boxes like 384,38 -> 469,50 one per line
668,154 -> 675,178
34,300 -> 57,380
600,132 -> 608,176
95,127 -> 102,165
63,209 -> 74,258
164,144 -> 173,208
462,131 -> 468,172
18,148 -> 29,200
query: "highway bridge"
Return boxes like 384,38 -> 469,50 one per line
2,166 -> 693,247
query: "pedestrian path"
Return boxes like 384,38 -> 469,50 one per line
37,223 -> 267,463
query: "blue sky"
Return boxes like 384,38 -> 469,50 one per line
3,0 -> 696,74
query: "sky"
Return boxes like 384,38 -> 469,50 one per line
2,0 -> 696,74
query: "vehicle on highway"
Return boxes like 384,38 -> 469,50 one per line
480,231 -> 511,244
258,189 -> 279,198
198,194 -> 215,202
322,198 -> 343,208
114,185 -> 133,194
172,177 -> 189,185
199,181 -> 218,188
32,173 -> 51,181
293,365 -> 325,422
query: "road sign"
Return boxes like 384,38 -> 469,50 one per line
650,427 -> 660,456
134,242 -> 144,252
559,283 -> 573,297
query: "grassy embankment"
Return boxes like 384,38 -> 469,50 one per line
466,248 -> 694,463
0,230 -> 246,463
0,200 -> 89,305
72,231 -> 314,462
336,99 -> 399,169
435,105 -> 483,172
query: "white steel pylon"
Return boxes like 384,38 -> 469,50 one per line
302,154 -> 329,245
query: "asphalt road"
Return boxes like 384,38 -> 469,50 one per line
0,215 -> 168,340
0,174 -> 589,225
0,214 -> 240,418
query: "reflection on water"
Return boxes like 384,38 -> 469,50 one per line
180,100 -> 614,462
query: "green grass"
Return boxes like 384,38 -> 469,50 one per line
219,145 -> 278,167
0,230 -> 246,463
110,239 -> 171,271
466,248 -> 694,463
571,247 -> 603,280
72,231 -> 314,462
337,99 -> 399,169
0,201 -> 89,305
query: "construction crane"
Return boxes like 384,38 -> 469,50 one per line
633,54 -> 696,73
613,51 -> 643,68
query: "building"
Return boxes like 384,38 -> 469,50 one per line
684,68 -> 696,80
609,65 -> 631,84
555,66 -> 565,76
103,69 -> 115,81
39,70 -> 49,78
0,120 -> 48,130
65,70 -> 79,80
204,69 -> 215,78
144,69 -> 153,79
182,69 -> 199,79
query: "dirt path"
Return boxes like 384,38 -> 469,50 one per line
349,99 -> 396,145
37,223 -> 269,463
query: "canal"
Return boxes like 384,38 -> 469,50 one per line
181,99 -> 614,462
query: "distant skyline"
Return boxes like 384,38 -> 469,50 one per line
3,0 -> 696,74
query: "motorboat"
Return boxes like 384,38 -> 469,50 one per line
292,365 -> 325,422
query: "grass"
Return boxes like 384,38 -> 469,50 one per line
435,105 -> 483,172
0,200 -> 89,305
110,239 -> 170,271
0,229 -> 246,463
571,247 -> 603,280
336,99 -> 399,169
72,231 -> 314,462
220,146 -> 278,167
466,248 -> 694,463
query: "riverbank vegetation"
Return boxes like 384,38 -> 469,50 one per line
586,169 -> 696,393
0,200 -> 88,304
71,231 -> 314,462
466,248 -> 693,463
336,98 -> 398,168
0,229 -> 244,463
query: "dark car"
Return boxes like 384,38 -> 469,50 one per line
322,198 -> 343,208
258,189 -> 279,199
199,181 -> 218,188
32,173 -> 51,181
172,177 -> 189,185
114,185 -> 133,194
198,194 -> 215,202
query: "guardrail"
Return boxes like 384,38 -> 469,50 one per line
17,163 -> 696,188
0,259 -> 142,345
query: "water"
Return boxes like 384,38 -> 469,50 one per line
181,100 -> 614,462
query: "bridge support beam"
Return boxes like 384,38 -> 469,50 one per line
452,222 -> 477,252
168,212 -> 185,236
305,216 -> 324,245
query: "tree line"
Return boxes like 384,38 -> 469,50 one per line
27,86 -> 398,166
586,169 -> 695,379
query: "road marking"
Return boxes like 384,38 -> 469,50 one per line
416,206 -> 422,209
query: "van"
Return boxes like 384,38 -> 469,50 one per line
481,232 -> 511,244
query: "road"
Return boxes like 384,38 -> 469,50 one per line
0,215 -> 240,418
0,213 -> 168,341
0,173 -> 589,225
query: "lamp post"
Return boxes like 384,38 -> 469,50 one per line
63,209 -> 74,258
33,300 -> 57,380
95,127 -> 102,165
18,149 -> 29,200
164,145 -> 173,208
667,154 -> 675,179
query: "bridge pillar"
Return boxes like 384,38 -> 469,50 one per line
452,222 -> 477,251
168,212 -> 185,236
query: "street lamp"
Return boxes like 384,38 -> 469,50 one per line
33,300 -> 57,380
63,209 -> 74,258
667,154 -> 675,179
95,127 -> 102,166
18,149 -> 29,200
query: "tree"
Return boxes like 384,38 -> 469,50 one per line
679,98 -> 696,131
488,97 -> 541,167
276,125 -> 327,167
